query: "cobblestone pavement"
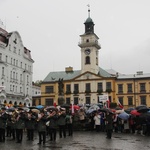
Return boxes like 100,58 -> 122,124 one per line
0,131 -> 150,150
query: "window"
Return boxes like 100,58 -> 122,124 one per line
16,73 -> 18,81
45,86 -> 54,93
97,82 -> 103,94
118,84 -> 123,93
10,71 -> 12,79
9,44 -> 11,51
106,82 -> 112,93
13,46 -> 16,53
2,67 -> 4,76
27,88 -> 28,95
10,85 -> 12,91
13,72 -> 15,79
86,97 -> 91,104
86,39 -> 89,42
20,74 -> 22,82
21,62 -> 22,68
128,97 -> 133,105
127,84 -> 132,93
27,75 -> 29,84
118,97 -> 123,105
74,84 -> 79,94
66,98 -> 71,104
18,49 -> 20,55
140,83 -> 146,92
20,87 -> 22,93
140,96 -> 146,105
66,84 -> 71,93
16,60 -> 18,66
97,82 -> 103,91
74,97 -> 79,105
5,56 -> 8,63
85,83 -> 91,93
0,53 -> 2,61
106,82 -> 111,90
85,56 -> 90,64
45,98 -> 54,106
96,57 -> 98,65
11,58 -> 12,64
13,59 -> 15,65
13,85 -> 15,91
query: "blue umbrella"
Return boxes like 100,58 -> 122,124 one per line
36,105 -> 44,109
118,112 -> 130,120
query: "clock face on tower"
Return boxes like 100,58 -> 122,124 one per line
84,49 -> 91,55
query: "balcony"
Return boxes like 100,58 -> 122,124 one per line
66,91 -> 71,95
140,90 -> 146,93
73,90 -> 79,95
78,40 -> 101,49
85,89 -> 91,94
97,89 -> 103,95
105,89 -> 112,93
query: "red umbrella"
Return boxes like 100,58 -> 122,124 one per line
130,110 -> 141,116
70,105 -> 80,110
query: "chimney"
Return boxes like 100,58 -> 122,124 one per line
65,66 -> 73,72
136,71 -> 143,75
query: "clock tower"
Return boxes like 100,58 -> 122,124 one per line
78,7 -> 101,74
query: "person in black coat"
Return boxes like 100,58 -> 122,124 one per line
15,108 -> 26,143
25,111 -> 37,141
105,111 -> 113,139
0,107 -> 8,142
37,111 -> 47,145
57,108 -> 66,138
47,109 -> 58,141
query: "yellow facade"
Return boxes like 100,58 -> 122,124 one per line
40,74 -> 150,109
40,76 -> 116,106
115,75 -> 150,109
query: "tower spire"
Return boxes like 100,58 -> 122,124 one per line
87,4 -> 90,18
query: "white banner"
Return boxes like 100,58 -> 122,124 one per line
99,94 -> 108,102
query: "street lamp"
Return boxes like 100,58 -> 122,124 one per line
133,74 -> 136,107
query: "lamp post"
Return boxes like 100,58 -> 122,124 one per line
133,74 -> 136,107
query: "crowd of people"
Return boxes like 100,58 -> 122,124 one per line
0,104 -> 150,145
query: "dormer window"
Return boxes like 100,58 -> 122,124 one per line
86,39 -> 89,42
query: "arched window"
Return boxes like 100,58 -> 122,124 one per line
85,56 -> 90,64
96,57 -> 98,65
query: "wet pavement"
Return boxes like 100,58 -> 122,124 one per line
1,131 -> 150,150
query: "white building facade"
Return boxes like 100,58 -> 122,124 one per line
0,27 -> 34,106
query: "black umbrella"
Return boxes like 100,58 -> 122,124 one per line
6,107 -> 15,112
46,106 -> 58,111
61,103 -> 70,108
136,105 -> 147,110
99,108 -> 114,114
137,107 -> 149,113
124,107 -> 135,114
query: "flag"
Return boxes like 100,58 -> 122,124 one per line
53,102 -> 56,107
117,99 -> 124,109
71,101 -> 74,114
106,100 -> 110,108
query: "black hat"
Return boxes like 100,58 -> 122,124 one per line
18,107 -> 24,111
1,107 -> 6,110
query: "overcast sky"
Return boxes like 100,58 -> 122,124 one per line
1,0 -> 150,81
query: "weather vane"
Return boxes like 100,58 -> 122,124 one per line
87,4 -> 90,17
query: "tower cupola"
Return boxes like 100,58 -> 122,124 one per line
84,6 -> 94,34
